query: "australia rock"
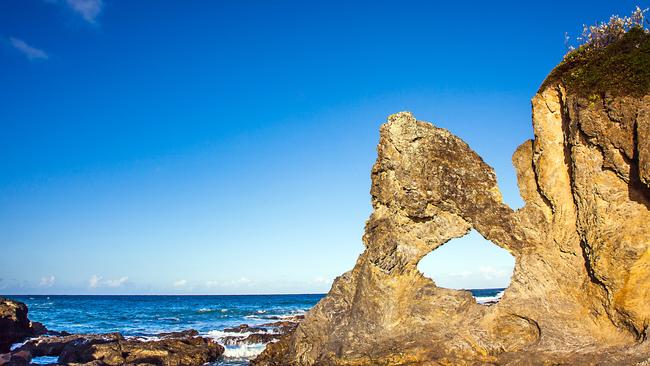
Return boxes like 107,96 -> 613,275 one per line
0,298 -> 47,353
253,29 -> 650,365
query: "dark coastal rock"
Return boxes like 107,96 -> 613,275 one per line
12,330 -> 223,365
0,350 -> 31,366
222,324 -> 266,333
0,298 -> 47,353
222,333 -> 282,346
259,321 -> 299,334
156,330 -> 198,339
17,333 -> 124,358
59,335 -> 224,366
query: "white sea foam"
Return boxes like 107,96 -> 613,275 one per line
157,317 -> 180,321
221,308 -> 228,312
222,344 -> 267,359
475,290 -> 505,304
10,342 -> 25,351
205,330 -> 255,339
197,308 -> 214,313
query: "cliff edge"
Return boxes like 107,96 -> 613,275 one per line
254,30 -> 650,365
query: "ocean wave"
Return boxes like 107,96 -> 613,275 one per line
475,290 -> 505,304
157,317 -> 181,322
205,330 -> 255,339
10,342 -> 25,351
198,308 -> 215,313
222,344 -> 267,359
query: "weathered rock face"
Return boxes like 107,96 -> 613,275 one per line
0,298 -> 46,353
11,331 -> 224,366
58,335 -> 224,366
253,76 -> 650,364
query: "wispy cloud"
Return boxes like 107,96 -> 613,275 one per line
88,274 -> 101,288
39,275 -> 56,287
9,37 -> 49,61
205,277 -> 253,288
65,0 -> 103,23
173,279 -> 188,287
89,275 -> 129,288
105,276 -> 129,287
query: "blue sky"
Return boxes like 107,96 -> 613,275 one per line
0,0 -> 643,294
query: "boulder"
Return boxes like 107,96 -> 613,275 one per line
59,335 -> 224,366
0,298 -> 46,353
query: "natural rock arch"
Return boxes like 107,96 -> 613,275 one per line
416,228 -> 514,294
255,85 -> 650,364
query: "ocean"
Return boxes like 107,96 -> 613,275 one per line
7,289 -> 504,365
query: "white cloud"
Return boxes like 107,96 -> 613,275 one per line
9,37 -> 49,61
105,276 -> 129,287
478,266 -> 510,280
89,275 -> 129,288
312,276 -> 332,285
66,0 -> 103,23
205,277 -> 253,288
39,275 -> 56,287
173,279 -> 187,287
89,274 -> 101,288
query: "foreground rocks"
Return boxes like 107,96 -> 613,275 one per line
0,298 -> 46,353
0,330 -> 224,366
253,36 -> 650,366
219,315 -> 304,348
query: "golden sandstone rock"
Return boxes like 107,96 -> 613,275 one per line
253,37 -> 650,365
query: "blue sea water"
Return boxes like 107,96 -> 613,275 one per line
7,290 -> 503,365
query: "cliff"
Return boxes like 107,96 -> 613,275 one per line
253,30 -> 650,365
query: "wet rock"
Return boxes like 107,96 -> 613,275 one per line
222,324 -> 266,333
157,330 -> 198,339
0,350 -> 31,366
0,298 -> 47,353
222,333 -> 282,346
259,321 -> 299,334
58,333 -> 224,366
18,333 -> 124,358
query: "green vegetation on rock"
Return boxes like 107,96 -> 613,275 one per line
541,27 -> 650,97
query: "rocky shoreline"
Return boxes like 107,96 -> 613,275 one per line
0,297 -> 302,366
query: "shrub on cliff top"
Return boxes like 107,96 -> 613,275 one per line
542,6 -> 650,97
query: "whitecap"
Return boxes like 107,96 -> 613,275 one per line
157,317 -> 180,322
222,343 -> 267,359
475,290 -> 505,304
197,308 -> 214,313
205,330 -> 255,339
10,342 -> 25,351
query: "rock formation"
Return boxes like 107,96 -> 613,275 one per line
253,30 -> 650,365
0,298 -> 46,353
6,330 -> 224,366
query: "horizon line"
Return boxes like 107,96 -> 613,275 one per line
1,287 -> 507,297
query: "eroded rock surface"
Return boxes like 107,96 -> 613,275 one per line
0,298 -> 46,353
253,83 -> 650,364
5,330 -> 224,366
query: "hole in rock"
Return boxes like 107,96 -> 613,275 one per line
417,229 -> 515,304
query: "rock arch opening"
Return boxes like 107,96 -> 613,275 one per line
417,229 -> 515,304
